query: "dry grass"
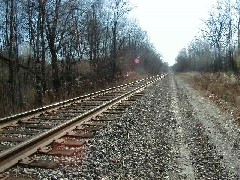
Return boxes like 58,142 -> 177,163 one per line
0,71 -> 149,118
178,72 -> 240,125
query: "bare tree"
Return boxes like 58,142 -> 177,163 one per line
109,0 -> 132,76
5,0 -> 18,106
0,0 -> 165,117
45,0 -> 61,95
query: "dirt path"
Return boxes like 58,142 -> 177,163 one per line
172,74 -> 240,179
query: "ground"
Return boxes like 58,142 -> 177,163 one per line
6,73 -> 240,179
82,73 -> 240,179
178,72 -> 240,125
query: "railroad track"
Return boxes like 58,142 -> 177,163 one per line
0,74 -> 165,179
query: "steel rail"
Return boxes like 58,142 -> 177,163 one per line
0,76 -> 150,124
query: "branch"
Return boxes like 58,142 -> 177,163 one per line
0,53 -> 42,80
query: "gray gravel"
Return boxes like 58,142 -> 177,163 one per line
82,74 -> 239,179
5,74 -> 240,179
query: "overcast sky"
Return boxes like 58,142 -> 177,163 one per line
129,0 -> 216,65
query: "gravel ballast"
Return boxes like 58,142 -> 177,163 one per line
5,74 -> 240,179
81,74 -> 240,179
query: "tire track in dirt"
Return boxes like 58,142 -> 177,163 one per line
170,75 -> 195,179
174,74 -> 239,179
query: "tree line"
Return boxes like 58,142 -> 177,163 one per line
0,0 -> 166,118
173,0 -> 240,74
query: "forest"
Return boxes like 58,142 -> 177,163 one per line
173,0 -> 240,74
0,0 -> 167,118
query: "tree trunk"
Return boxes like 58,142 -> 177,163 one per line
39,0 -> 46,93
50,46 -> 60,94
8,0 -> 15,106
227,19 -> 237,74
238,16 -> 240,73
111,21 -> 117,77
35,12 -> 43,106
46,0 -> 61,95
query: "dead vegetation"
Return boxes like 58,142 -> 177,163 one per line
178,72 -> 240,125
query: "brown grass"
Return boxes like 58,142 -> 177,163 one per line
178,72 -> 240,125
0,71 -> 149,118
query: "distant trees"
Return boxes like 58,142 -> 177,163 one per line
173,0 -> 240,74
0,0 -> 164,117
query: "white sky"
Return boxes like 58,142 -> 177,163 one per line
129,0 -> 216,65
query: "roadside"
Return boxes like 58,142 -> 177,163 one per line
174,74 -> 240,179
177,72 -> 240,126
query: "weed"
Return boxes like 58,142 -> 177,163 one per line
179,72 -> 240,125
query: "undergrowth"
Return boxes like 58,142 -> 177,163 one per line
0,71 -> 148,118
179,72 -> 240,125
